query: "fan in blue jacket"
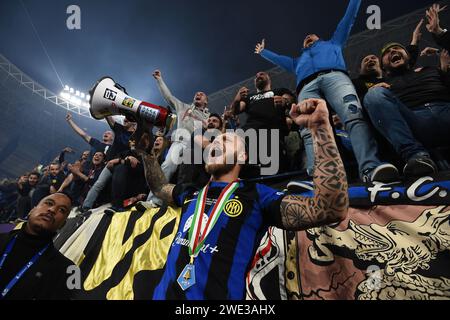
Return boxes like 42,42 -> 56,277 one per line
256,0 -> 399,184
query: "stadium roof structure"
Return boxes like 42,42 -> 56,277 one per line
207,2 -> 449,113
0,54 -> 92,119
0,55 -> 108,178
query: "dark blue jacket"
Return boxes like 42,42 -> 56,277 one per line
261,0 -> 361,88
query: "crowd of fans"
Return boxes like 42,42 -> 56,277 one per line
0,1 -> 449,301
1,3 -> 449,222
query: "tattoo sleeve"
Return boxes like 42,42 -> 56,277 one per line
280,124 -> 349,231
140,152 -> 176,206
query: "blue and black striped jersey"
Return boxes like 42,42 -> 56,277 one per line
153,181 -> 285,300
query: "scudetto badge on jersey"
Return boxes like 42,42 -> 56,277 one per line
223,199 -> 243,218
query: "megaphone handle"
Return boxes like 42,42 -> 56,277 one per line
114,82 -> 128,95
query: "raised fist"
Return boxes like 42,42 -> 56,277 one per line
236,87 -> 249,101
152,70 -> 162,80
289,98 -> 330,129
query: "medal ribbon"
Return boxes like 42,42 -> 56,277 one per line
188,181 -> 239,259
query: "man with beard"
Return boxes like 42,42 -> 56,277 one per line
0,193 -> 75,300
14,172 -> 40,221
31,163 -> 67,208
178,113 -> 224,188
148,70 -> 211,206
255,0 -> 399,183
352,20 -> 425,102
231,72 -> 289,175
139,98 -> 349,300
363,42 -> 450,177
152,70 -> 210,181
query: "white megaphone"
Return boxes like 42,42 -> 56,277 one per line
89,77 -> 176,131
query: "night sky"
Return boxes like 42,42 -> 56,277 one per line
0,0 -> 438,107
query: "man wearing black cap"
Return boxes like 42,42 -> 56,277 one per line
0,192 -> 75,300
363,42 -> 450,177
352,19 -> 424,102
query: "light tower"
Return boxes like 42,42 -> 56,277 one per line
59,85 -> 91,112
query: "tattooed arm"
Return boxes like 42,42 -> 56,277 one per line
138,150 -> 176,206
280,99 -> 349,231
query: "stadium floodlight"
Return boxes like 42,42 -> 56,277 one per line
62,84 -> 91,109
70,96 -> 81,106
60,91 -> 70,100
